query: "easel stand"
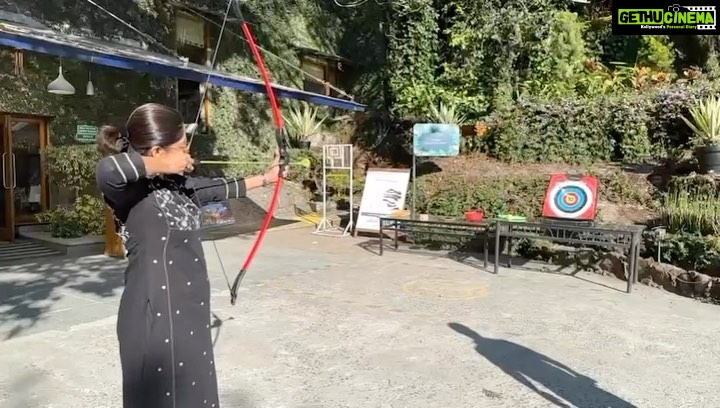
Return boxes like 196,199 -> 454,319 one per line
314,144 -> 354,237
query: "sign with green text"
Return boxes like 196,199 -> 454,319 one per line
613,4 -> 717,34
76,123 -> 98,143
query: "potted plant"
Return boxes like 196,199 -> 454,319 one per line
682,95 -> 720,173
306,189 -> 318,213
284,103 -> 327,149
416,204 -> 430,221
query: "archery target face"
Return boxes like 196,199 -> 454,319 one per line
547,180 -> 594,219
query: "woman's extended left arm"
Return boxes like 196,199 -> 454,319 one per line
186,152 -> 286,206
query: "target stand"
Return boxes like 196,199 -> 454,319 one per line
541,173 -> 599,227
313,144 -> 354,237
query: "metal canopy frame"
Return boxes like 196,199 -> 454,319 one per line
0,21 -> 366,112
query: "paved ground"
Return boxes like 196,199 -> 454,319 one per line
1,226 -> 719,408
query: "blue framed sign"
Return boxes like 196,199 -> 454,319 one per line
412,123 -> 460,157
200,202 -> 235,229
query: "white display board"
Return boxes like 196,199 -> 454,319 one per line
355,168 -> 411,233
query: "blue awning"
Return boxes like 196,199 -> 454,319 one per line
0,21 -> 366,112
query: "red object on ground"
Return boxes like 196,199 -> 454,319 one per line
465,210 -> 485,222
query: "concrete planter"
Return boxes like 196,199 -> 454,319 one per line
18,225 -> 105,257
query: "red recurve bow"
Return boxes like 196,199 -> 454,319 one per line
229,0 -> 290,305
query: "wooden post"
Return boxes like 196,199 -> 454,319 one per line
104,206 -> 125,258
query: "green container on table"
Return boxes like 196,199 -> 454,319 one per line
497,214 -> 527,222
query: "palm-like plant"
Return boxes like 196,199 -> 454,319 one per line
681,95 -> 720,147
428,101 -> 467,124
283,103 -> 327,146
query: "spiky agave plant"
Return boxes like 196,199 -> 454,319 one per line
681,95 -> 720,147
283,103 -> 327,146
428,101 -> 467,124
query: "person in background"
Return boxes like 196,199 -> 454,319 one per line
96,103 -> 285,408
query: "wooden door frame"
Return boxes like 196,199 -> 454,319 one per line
1,113 -> 52,230
9,115 -> 51,214
0,116 -> 14,240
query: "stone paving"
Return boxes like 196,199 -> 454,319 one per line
1,226 -> 719,407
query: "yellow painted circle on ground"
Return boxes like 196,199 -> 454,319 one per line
402,278 -> 490,300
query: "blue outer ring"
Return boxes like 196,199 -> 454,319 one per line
554,186 -> 587,213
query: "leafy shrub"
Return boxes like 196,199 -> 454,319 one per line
643,232 -> 720,273
488,96 -> 613,164
324,172 -> 365,203
523,11 -> 589,98
604,93 -> 654,162
36,194 -> 105,238
486,80 -> 720,164
38,145 -> 104,238
43,144 -> 100,193
595,171 -> 650,206
637,36 -> 675,72
649,80 -> 720,149
420,169 -> 650,219
385,0 -> 440,119
406,177 -> 429,212
425,176 -> 548,218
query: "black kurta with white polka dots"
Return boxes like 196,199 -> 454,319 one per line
97,151 -> 246,408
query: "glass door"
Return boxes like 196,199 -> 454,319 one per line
0,117 -> 15,241
9,118 -> 46,225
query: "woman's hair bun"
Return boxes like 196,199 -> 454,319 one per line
96,125 -> 127,156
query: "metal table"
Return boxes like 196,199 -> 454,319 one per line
493,219 -> 645,293
379,216 -> 492,267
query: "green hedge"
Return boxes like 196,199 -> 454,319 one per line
422,170 -> 649,220
486,80 -> 720,164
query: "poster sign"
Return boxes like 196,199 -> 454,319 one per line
413,123 -> 460,157
355,168 -> 411,233
200,202 -> 235,229
76,123 -> 98,143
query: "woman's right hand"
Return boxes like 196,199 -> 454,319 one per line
143,149 -> 194,175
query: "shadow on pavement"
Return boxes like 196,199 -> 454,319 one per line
448,323 -> 637,408
0,212 -> 298,341
0,256 -> 127,340
2,371 -> 48,408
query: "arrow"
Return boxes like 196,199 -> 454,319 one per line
195,158 -> 312,167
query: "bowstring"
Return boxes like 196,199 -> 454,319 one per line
184,176 -> 235,295
185,0 -> 237,294
187,0 -> 235,147
83,0 -> 238,292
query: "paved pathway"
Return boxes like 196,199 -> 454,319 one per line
0,227 -> 718,407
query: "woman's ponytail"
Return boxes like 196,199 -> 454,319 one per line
96,125 -> 128,156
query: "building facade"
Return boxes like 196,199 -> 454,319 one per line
0,0 -> 353,241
